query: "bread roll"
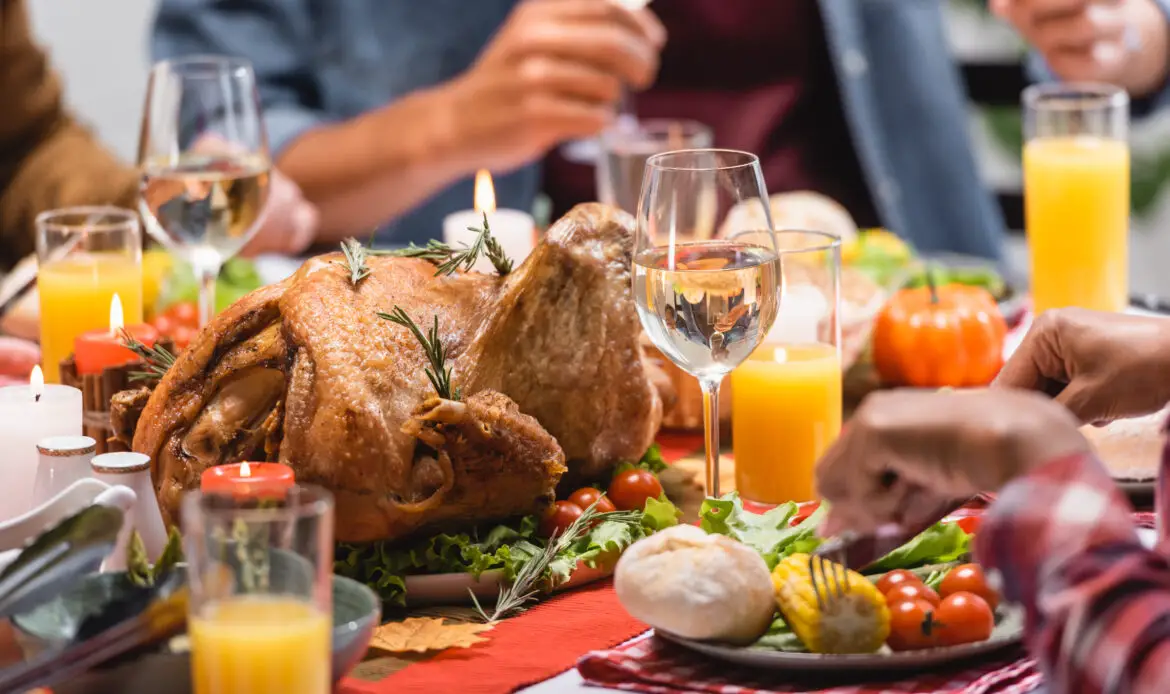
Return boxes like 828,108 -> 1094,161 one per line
614,525 -> 775,644
719,191 -> 859,244
1081,408 -> 1167,481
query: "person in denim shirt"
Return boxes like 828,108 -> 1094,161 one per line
151,0 -> 1170,262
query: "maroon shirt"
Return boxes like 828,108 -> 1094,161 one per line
541,0 -> 878,227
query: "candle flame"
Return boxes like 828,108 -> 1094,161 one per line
240,461 -> 252,478
109,293 -> 125,334
772,346 -> 788,364
30,365 -> 43,402
473,169 -> 496,214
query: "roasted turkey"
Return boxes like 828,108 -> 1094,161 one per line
128,204 -> 664,543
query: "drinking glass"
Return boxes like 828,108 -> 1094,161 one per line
597,120 -> 713,215
35,207 -> 142,383
137,55 -> 272,327
730,230 -> 842,505
1023,83 -> 1129,314
183,484 -> 333,694
634,149 -> 779,497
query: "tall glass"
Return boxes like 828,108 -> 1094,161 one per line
634,150 -> 779,497
730,230 -> 842,504
1023,83 -> 1129,314
137,56 -> 272,327
597,120 -> 713,215
35,207 -> 143,384
183,485 -> 333,694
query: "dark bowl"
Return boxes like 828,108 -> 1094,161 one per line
11,568 -> 379,693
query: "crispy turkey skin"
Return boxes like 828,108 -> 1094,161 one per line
132,204 -> 663,543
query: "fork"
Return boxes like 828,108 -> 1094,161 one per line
808,552 -> 851,611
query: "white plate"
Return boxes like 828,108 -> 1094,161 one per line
403,558 -> 614,606
655,605 -> 1024,672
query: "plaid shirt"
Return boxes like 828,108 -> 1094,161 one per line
974,430 -> 1170,694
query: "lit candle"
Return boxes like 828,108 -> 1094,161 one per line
730,344 -> 842,504
201,462 -> 296,499
0,366 -> 82,520
441,170 -> 536,273
73,294 -> 160,375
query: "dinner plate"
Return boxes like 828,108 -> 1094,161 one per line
655,605 -> 1024,673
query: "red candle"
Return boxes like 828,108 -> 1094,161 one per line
74,294 -> 160,375
201,462 -> 296,498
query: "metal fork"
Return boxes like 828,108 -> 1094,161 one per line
808,551 -> 851,610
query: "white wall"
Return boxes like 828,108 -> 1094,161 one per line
27,0 -> 156,161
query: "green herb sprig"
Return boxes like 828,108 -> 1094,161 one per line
377,306 -> 460,401
380,213 -> 512,276
121,329 -> 178,383
337,237 -> 371,286
127,526 -> 184,587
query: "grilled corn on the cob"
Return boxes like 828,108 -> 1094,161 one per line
772,554 -> 890,654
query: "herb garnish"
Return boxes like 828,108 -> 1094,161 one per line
121,329 -> 178,383
381,213 -> 512,276
337,237 -> 371,286
377,306 -> 460,401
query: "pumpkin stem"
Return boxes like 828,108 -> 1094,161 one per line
926,264 -> 939,305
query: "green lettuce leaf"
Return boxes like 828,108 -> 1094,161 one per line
613,443 -> 668,476
864,522 -> 971,573
699,493 -> 812,567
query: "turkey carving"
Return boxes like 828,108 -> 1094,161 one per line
129,204 -> 663,543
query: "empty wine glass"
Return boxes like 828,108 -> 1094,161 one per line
633,149 -> 780,497
137,55 -> 272,327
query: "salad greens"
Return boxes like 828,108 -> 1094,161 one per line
162,257 -> 264,314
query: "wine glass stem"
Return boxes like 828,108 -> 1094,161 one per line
195,262 -> 221,328
700,377 -> 722,498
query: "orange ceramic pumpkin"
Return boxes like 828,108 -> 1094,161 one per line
872,277 -> 1007,388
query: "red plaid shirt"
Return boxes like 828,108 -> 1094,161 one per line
974,425 -> 1170,694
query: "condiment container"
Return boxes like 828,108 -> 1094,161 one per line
90,452 -> 166,568
33,436 -> 96,509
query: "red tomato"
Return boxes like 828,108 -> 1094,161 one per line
939,564 -> 1000,610
876,569 -> 924,596
955,516 -> 982,535
538,501 -> 583,538
607,470 -> 663,511
568,488 -> 616,514
790,501 -> 821,527
165,301 -> 199,327
885,583 -> 941,608
935,592 -> 994,646
886,599 -> 941,652
151,315 -> 176,337
171,325 -> 196,350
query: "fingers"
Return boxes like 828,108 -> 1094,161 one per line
994,0 -> 1127,80
992,311 -> 1070,393
240,170 -> 319,257
0,337 -> 40,379
517,57 -> 623,104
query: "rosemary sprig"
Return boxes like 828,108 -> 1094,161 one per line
377,306 -> 460,400
378,213 -> 512,276
470,504 -> 642,622
337,237 -> 371,286
121,329 -> 177,383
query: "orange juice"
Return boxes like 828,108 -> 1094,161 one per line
190,596 -> 331,694
1024,136 -> 1129,314
37,254 -> 143,383
731,342 -> 841,503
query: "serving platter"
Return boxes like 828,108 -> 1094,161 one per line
656,605 -> 1024,673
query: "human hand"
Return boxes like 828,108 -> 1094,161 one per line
816,388 -> 1088,537
238,167 -> 318,257
437,0 -> 666,174
0,336 -> 40,386
990,0 -> 1169,95
993,308 -> 1170,424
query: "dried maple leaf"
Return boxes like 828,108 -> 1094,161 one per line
369,617 -> 493,653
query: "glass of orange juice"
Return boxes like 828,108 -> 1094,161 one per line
184,485 -> 335,694
730,230 -> 842,504
1023,83 -> 1129,315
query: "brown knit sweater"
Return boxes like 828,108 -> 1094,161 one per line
0,0 -> 138,271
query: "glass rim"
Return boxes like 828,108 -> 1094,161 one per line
601,119 -> 711,139
645,148 -> 760,172
1022,82 -> 1129,111
181,483 -> 334,524
772,228 -> 843,255
35,206 -> 139,234
151,54 -> 255,79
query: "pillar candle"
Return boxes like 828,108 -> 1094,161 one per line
441,170 -> 535,273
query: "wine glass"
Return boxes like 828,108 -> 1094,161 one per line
137,55 -> 272,327
633,149 -> 780,497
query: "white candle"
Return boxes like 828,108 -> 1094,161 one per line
0,366 -> 82,520
766,283 -> 829,344
442,170 -> 536,273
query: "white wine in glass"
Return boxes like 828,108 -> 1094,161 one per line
634,149 -> 780,497
137,56 -> 272,327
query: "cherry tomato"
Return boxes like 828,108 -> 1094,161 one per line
165,301 -> 199,327
955,516 -> 982,535
886,599 -> 941,652
885,582 -> 941,608
171,325 -> 196,350
151,315 -> 175,337
568,488 -> 616,514
939,564 -> 1000,610
876,569 -> 924,596
935,591 -> 994,647
607,470 -> 663,511
538,501 -> 583,538
790,501 -> 821,527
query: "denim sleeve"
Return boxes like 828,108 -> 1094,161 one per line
150,0 -> 325,155
1023,0 -> 1170,119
